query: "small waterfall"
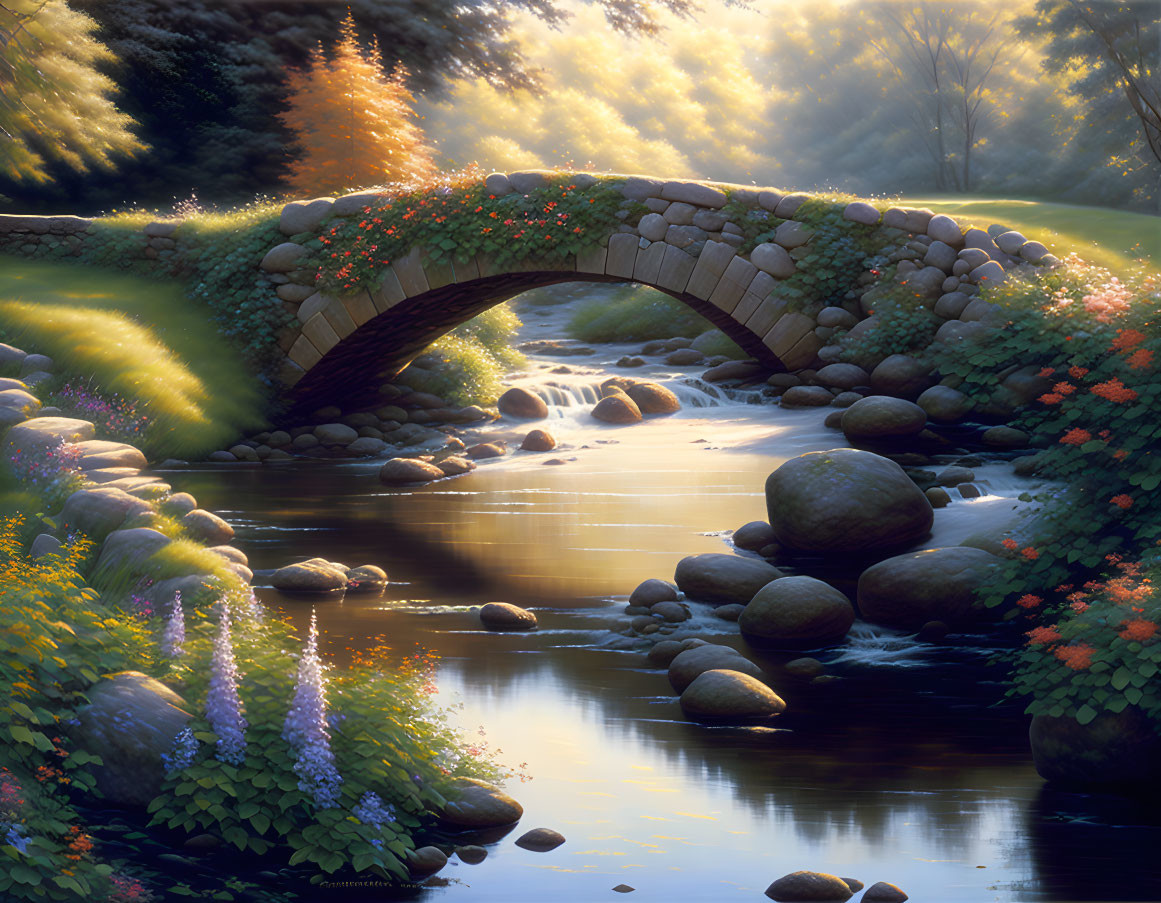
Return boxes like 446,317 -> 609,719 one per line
827,622 -> 932,669
530,378 -> 754,411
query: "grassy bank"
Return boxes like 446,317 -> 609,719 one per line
0,257 -> 266,458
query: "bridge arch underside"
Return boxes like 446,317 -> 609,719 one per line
286,271 -> 790,415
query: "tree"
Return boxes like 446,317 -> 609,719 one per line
1019,1 -> 1161,209
0,0 -> 141,183
280,15 -> 434,196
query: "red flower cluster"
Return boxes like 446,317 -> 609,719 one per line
1090,377 -> 1139,403
1119,618 -> 1158,642
1053,643 -> 1094,670
1110,494 -> 1134,510
1016,593 -> 1042,609
1059,428 -> 1091,446
1027,625 -> 1062,645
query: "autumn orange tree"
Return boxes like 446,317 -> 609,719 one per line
279,13 -> 435,196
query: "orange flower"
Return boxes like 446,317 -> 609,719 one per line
1060,428 -> 1091,446
1113,449 -> 1129,461
1053,643 -> 1094,670
1111,328 -> 1146,351
1090,378 -> 1138,403
1118,618 -> 1158,642
1052,382 -> 1076,395
1068,365 -> 1089,378
1016,594 -> 1042,609
1022,547 -> 1040,560
1110,494 -> 1134,509
1069,600 -> 1089,613
1026,625 -> 1062,645
1126,348 -> 1153,370
1037,367 -> 1055,378
1038,392 -> 1064,405
1002,538 -> 1019,550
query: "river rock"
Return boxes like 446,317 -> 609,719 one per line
651,601 -> 689,622
592,395 -> 642,424
467,442 -> 507,459
314,423 -> 358,446
1029,707 -> 1161,786
713,603 -> 745,621
765,449 -> 933,555
438,455 -> 477,476
515,828 -> 566,851
629,578 -> 679,607
917,385 -> 973,422
438,778 -> 524,827
739,576 -> 855,647
815,364 -> 869,391
60,487 -> 153,543
407,846 -> 447,878
94,528 -> 170,581
646,640 -> 684,667
271,559 -> 348,593
72,672 -> 192,807
780,386 -> 834,407
3,416 -> 95,460
498,387 -> 548,419
703,361 -> 764,383
863,882 -> 908,902
668,644 -> 763,693
869,355 -> 936,399
674,553 -> 783,606
679,669 -> 786,722
627,381 -> 681,414
480,602 -> 537,631
733,521 -> 777,552
925,487 -> 950,508
520,429 -> 556,451
982,426 -> 1029,449
456,845 -> 488,864
857,547 -> 1002,629
346,437 -> 389,456
180,509 -> 234,545
379,458 -> 446,483
765,870 -> 853,902
665,348 -> 705,366
785,657 -> 825,678
346,564 -> 387,593
840,397 -> 927,440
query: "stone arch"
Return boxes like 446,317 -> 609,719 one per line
259,171 -> 1060,414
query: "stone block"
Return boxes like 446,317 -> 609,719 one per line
685,241 -> 736,300
605,232 -> 639,278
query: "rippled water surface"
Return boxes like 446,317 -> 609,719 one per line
166,293 -> 1161,902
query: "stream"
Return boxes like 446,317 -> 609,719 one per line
163,287 -> 1161,902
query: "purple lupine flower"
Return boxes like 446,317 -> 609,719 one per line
352,791 -> 396,830
238,588 -> 265,624
282,611 -> 343,808
205,601 -> 247,765
160,591 -> 185,657
160,727 -> 199,775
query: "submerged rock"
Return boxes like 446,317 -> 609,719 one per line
667,643 -> 762,693
479,602 -> 538,631
764,870 -> 853,902
515,828 -> 566,851
346,564 -> 388,593
679,669 -> 786,722
863,882 -> 909,902
379,457 -> 447,484
271,559 -> 348,593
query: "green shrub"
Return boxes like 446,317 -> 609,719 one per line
838,274 -> 942,366
568,285 -> 712,342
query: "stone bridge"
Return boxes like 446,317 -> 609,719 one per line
0,170 -> 1059,414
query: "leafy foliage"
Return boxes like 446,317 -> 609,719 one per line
407,305 -> 527,407
0,0 -> 142,184
280,14 -> 434,196
838,273 -> 943,366
568,284 -> 719,342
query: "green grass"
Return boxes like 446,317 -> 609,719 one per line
0,255 -> 266,458
567,283 -> 734,344
899,196 -> 1160,275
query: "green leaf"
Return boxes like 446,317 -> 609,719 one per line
1111,667 -> 1132,691
1075,704 -> 1097,725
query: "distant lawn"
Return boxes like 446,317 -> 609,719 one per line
0,256 -> 266,458
899,196 -> 1160,275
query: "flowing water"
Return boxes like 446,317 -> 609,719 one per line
165,288 -> 1161,902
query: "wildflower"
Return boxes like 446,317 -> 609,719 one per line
160,727 -> 199,775
1110,494 -> 1134,510
63,826 -> 93,861
283,611 -> 343,808
1001,538 -> 1019,551
1026,625 -> 1061,645
4,824 -> 29,854
352,791 -> 397,830
1059,428 -> 1091,446
1126,348 -> 1154,369
1110,328 -> 1146,351
1053,643 -> 1094,670
1037,392 -> 1064,405
1118,618 -> 1158,642
206,601 -> 247,766
160,591 -> 185,657
1069,600 -> 1089,613
1090,377 -> 1138,403
1016,594 -> 1042,609
1037,367 -> 1055,378
1067,366 -> 1088,379
1113,449 -> 1129,461
1052,382 -> 1076,395
1021,547 -> 1040,560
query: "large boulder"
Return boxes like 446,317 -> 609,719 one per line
592,395 -> 642,424
629,579 -> 678,607
739,576 -> 856,647
94,528 -> 171,582
479,602 -> 537,631
180,509 -> 234,545
857,547 -> 1002,629
346,564 -> 388,593
917,385 -> 973,422
438,778 -> 523,828
1029,707 -> 1161,787
764,871 -> 853,902
626,382 -> 681,414
733,521 -> 777,552
679,670 -> 786,722
73,672 -> 192,807
498,387 -> 548,420
674,553 -> 783,606
668,643 -> 763,693
3,416 -> 95,460
868,355 -> 936,399
60,487 -> 153,543
840,397 -> 927,440
271,559 -> 348,593
73,440 -> 148,470
765,449 -> 933,555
